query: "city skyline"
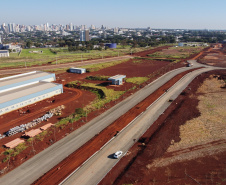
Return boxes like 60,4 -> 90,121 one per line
1,0 -> 226,30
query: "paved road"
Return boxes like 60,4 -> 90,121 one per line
0,61 -> 220,185
0,55 -> 132,75
61,66 -> 223,185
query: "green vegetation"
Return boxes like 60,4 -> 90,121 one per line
132,60 -> 144,64
0,47 -> 128,69
126,77 -> 149,84
85,75 -> 109,81
2,143 -> 28,162
55,80 -> 125,128
35,130 -> 48,141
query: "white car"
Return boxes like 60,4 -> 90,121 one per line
113,151 -> 123,159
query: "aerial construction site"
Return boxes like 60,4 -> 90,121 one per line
0,44 -> 225,185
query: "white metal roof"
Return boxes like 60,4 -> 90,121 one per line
0,50 -> 9,53
108,75 -> 126,80
0,71 -> 53,88
70,67 -> 86,70
0,82 -> 60,104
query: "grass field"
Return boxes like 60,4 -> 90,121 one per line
0,46 -> 148,69
168,76 -> 226,151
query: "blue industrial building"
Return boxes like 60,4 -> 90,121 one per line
0,71 -> 63,115
105,43 -> 117,49
108,75 -> 126,85
69,68 -> 86,74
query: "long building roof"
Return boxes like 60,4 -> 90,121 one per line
108,75 -> 126,80
0,71 -> 55,92
0,82 -> 62,108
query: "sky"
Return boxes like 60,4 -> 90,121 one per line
1,0 -> 226,30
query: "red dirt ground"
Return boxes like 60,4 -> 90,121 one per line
196,44 -> 226,67
133,45 -> 172,57
0,45 -> 206,178
0,88 -> 96,145
32,68 -> 200,185
100,70 -> 226,185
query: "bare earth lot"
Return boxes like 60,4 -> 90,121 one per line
0,45 -> 219,182
100,70 -> 226,185
198,45 -> 226,67
0,46 -> 185,175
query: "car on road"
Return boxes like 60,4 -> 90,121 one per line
113,151 -> 123,159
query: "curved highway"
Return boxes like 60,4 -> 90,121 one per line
61,66 -> 220,185
0,60 -> 223,185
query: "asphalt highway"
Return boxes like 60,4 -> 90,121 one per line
0,61 -> 221,185
61,67 -> 217,185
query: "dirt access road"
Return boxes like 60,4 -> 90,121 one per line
0,55 -> 132,75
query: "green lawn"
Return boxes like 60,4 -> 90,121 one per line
0,46 -> 149,69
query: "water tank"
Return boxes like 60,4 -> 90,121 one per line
178,43 -> 184,47
105,43 -> 117,49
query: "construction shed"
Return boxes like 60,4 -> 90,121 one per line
23,129 -> 42,138
0,71 -> 63,116
4,138 -> 25,149
40,123 -> 53,131
69,68 -> 86,74
108,75 -> 126,85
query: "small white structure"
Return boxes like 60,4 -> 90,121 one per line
0,50 -> 9,57
108,75 -> 126,85
69,68 -> 86,74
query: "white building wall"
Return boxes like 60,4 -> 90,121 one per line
0,89 -> 62,115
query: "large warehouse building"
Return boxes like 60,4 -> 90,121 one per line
0,71 -> 63,115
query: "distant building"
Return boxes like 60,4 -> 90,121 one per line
108,75 -> 126,85
0,71 -> 63,115
80,30 -> 90,41
105,43 -> 117,49
0,44 -> 21,53
69,68 -> 86,74
0,50 -> 9,57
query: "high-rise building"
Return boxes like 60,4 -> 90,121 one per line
8,23 -> 15,33
114,27 -> 119,33
81,25 -> 86,30
90,24 -> 96,30
80,30 -> 90,41
70,23 -> 73,31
